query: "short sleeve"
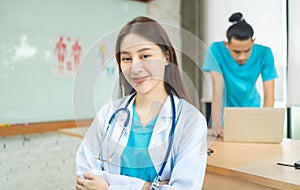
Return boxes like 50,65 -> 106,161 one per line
261,47 -> 278,82
202,43 -> 222,73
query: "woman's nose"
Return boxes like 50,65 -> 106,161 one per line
131,58 -> 143,73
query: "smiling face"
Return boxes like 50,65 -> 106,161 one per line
225,37 -> 254,65
119,33 -> 168,96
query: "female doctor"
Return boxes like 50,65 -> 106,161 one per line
76,16 -> 207,190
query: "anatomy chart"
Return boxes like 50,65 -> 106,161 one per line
52,36 -> 83,77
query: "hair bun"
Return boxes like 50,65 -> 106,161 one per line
229,12 -> 245,23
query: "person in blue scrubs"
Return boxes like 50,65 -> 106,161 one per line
76,16 -> 207,190
203,12 -> 278,137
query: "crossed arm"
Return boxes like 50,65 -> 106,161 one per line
76,175 -> 169,190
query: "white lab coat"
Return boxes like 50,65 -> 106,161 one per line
77,95 -> 207,190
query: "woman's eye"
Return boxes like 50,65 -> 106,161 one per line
141,54 -> 151,59
121,57 -> 131,62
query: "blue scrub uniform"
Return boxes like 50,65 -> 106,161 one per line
203,41 -> 278,108
120,104 -> 158,181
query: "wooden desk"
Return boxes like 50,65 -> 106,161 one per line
57,126 -> 88,138
59,127 -> 300,189
204,138 -> 300,190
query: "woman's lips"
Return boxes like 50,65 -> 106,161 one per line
132,76 -> 149,84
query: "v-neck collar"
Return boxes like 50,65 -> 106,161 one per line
131,104 -> 158,132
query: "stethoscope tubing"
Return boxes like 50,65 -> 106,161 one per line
157,92 -> 176,177
98,91 -> 176,185
97,92 -> 136,163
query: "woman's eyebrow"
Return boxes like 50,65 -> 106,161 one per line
120,47 -> 153,55
137,47 -> 153,53
120,51 -> 130,55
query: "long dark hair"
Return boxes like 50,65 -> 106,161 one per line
226,12 -> 254,42
115,16 -> 191,102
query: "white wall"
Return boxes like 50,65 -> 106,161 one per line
201,0 -> 286,103
287,0 -> 300,106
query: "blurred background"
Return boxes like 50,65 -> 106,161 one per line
0,0 -> 299,189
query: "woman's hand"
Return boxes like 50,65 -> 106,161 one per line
142,180 -> 169,190
76,173 -> 108,190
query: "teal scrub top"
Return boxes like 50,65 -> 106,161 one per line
203,41 -> 278,108
120,104 -> 158,182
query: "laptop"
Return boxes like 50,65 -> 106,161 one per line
223,107 -> 286,143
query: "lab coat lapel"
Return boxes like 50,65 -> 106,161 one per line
106,95 -> 135,173
150,95 -> 180,142
148,95 -> 180,176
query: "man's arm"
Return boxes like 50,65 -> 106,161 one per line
263,80 -> 275,107
210,71 -> 224,137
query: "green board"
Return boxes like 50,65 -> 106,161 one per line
0,0 -> 146,124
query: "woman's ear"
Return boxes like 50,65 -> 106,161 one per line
165,51 -> 170,65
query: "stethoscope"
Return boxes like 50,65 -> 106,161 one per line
96,91 -> 176,189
